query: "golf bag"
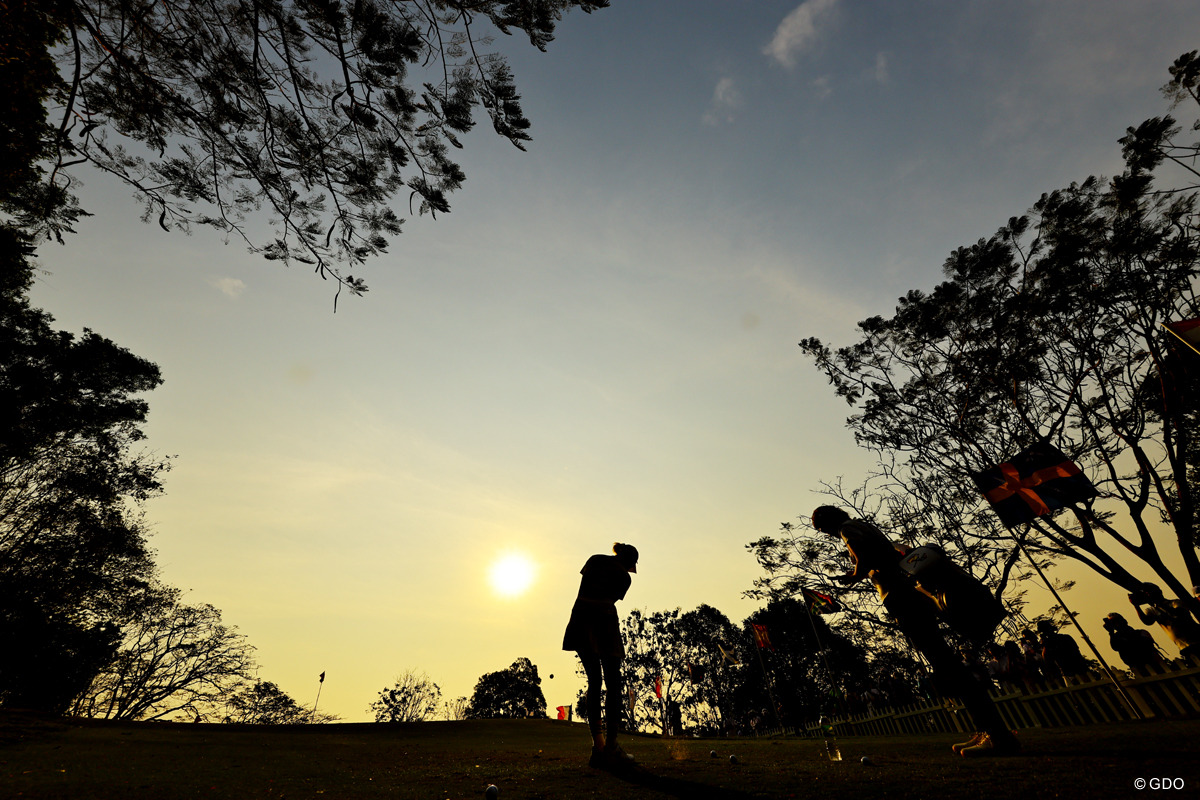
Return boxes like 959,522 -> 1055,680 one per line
898,545 -> 1006,646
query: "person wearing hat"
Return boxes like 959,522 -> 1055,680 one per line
811,505 -> 1019,757
562,542 -> 639,767
1102,612 -> 1164,671
1035,618 -> 1091,679
1128,582 -> 1200,661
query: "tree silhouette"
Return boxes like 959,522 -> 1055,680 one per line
370,669 -> 442,722
676,604 -> 741,734
14,0 -> 610,298
70,582 -> 255,721
796,50 -> 1200,617
735,599 -> 869,728
222,680 -> 310,724
617,605 -> 743,735
465,657 -> 546,719
619,608 -> 683,734
0,229 -> 165,713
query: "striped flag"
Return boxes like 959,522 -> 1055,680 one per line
718,643 -> 742,666
802,586 -> 840,614
556,706 -> 569,720
1164,318 -> 1200,355
751,623 -> 775,651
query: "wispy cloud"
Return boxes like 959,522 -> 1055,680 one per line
209,276 -> 246,299
873,51 -> 890,84
702,76 -> 741,126
286,364 -> 314,385
763,0 -> 839,69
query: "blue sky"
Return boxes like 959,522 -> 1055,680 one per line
29,1 -> 1200,720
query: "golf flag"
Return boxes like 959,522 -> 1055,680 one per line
654,675 -> 663,699
556,706 -> 568,720
802,586 -> 840,614
718,643 -> 742,666
972,441 -> 1097,527
751,623 -> 775,651
1163,318 -> 1200,355
318,671 -> 325,683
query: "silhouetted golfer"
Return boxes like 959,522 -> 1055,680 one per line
812,506 -> 1019,757
562,542 -> 638,768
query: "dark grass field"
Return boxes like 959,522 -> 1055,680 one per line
3,712 -> 1197,799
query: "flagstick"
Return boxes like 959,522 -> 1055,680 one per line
801,603 -> 845,717
312,672 -> 325,724
754,643 -> 783,731
1015,536 -> 1144,719
1161,321 -> 1200,357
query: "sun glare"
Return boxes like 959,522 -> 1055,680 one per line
489,553 -> 536,598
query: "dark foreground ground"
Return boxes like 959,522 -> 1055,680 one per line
2,712 -> 1197,799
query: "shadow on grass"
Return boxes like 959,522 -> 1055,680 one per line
605,762 -> 760,799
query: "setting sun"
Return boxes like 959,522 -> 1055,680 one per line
488,553 -> 536,598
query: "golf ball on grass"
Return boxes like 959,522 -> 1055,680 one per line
709,750 -> 718,758
729,755 -> 739,764
485,784 -> 499,799
860,756 -> 873,766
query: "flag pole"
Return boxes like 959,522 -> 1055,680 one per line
801,600 -> 846,717
752,637 -> 783,731
1014,534 -> 1143,719
1161,321 -> 1200,357
312,671 -> 325,723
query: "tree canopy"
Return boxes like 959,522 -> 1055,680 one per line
0,232 -> 166,712
609,601 -> 912,733
8,0 -> 609,300
70,582 -> 255,721
784,50 -> 1200,624
222,680 -> 313,724
370,669 -> 442,722
465,656 -> 545,719
617,605 -> 744,735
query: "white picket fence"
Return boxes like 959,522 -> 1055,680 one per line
784,658 -> 1200,738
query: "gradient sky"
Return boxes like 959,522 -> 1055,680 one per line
28,1 -> 1200,721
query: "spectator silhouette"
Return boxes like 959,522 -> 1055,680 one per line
1018,629 -> 1045,683
667,700 -> 683,736
984,643 -> 1008,687
1002,641 -> 1029,685
1036,619 -> 1090,680
1128,582 -> 1200,661
1103,612 -> 1164,671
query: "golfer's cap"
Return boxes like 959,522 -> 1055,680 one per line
614,542 -> 638,572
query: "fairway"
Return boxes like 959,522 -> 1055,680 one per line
3,713 -> 1197,799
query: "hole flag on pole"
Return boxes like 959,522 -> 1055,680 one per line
971,441 -> 1097,527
